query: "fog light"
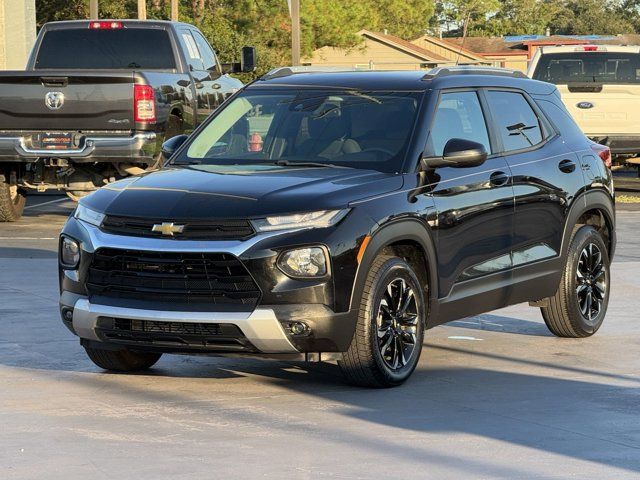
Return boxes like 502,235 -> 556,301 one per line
288,321 -> 310,336
61,307 -> 74,323
278,247 -> 327,278
60,236 -> 80,268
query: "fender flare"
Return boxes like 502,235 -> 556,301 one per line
560,188 -> 616,259
348,217 -> 439,321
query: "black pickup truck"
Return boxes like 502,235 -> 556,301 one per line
0,19 -> 254,221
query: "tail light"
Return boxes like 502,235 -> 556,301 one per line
591,143 -> 612,168
134,85 -> 156,123
576,45 -> 605,52
89,21 -> 123,29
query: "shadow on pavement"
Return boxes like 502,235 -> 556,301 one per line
448,313 -> 553,337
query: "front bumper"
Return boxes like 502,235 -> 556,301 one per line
0,131 -> 157,163
66,295 -> 298,354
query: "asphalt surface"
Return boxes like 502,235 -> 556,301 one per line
1,195 -> 640,479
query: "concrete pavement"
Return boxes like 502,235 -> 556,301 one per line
1,196 -> 639,479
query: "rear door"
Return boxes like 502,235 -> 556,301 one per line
531,49 -> 640,136
486,89 -> 585,301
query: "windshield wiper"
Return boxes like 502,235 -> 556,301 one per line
171,160 -> 202,165
273,160 -> 352,169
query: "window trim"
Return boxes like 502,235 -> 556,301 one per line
482,87 -> 559,157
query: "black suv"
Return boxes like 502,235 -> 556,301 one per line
59,67 -> 615,387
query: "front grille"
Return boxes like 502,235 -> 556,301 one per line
87,248 -> 261,310
100,215 -> 255,240
95,317 -> 256,351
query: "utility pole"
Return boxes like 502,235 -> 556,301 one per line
290,0 -> 300,65
138,0 -> 147,20
89,0 -> 98,19
171,0 -> 179,21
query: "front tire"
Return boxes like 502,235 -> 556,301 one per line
0,170 -> 26,222
84,346 -> 162,372
339,256 -> 426,387
541,226 -> 610,337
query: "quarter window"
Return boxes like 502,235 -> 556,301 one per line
430,91 -> 491,156
486,91 -> 544,152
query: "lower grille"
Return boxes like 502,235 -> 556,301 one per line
96,317 -> 256,351
87,248 -> 261,310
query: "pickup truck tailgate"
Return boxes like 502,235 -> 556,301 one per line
0,71 -> 135,131
558,84 -> 640,136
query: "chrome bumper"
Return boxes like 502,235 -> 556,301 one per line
71,298 -> 299,354
0,132 -> 157,159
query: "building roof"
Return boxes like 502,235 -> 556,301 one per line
411,35 -> 487,61
357,29 -> 449,62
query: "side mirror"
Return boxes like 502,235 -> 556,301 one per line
161,134 -> 188,160
241,46 -> 256,73
421,138 -> 488,169
221,46 -> 257,74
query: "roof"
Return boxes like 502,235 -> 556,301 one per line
412,35 -> 487,62
357,29 -> 448,62
250,69 -> 555,95
43,19 -> 189,29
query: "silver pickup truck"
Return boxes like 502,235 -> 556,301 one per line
0,19 -> 254,221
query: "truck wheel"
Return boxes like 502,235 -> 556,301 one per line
541,226 -> 610,337
84,346 -> 162,372
339,256 -> 426,388
0,171 -> 26,222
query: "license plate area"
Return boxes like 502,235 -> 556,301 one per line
31,132 -> 79,150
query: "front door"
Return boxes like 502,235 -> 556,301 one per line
423,90 -> 515,320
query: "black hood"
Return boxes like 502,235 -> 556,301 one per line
82,165 -> 403,219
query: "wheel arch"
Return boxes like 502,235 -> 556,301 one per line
562,189 -> 616,260
349,218 -> 439,325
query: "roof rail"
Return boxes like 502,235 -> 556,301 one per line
422,66 -> 527,80
261,66 -> 361,80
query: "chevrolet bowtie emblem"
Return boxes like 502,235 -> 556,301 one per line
151,222 -> 185,236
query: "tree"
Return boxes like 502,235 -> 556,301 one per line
478,0 -> 567,36
436,0 -> 500,36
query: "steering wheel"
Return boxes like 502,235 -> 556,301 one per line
363,147 -> 395,156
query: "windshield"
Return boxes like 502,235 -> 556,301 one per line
35,29 -> 176,69
533,52 -> 640,84
178,89 -> 421,173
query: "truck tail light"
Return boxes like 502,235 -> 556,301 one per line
576,45 -> 605,52
89,21 -> 123,29
134,85 -> 156,123
591,143 -> 612,169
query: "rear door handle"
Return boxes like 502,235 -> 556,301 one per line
489,171 -> 509,187
558,159 -> 576,173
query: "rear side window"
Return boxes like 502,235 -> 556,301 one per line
35,28 -> 176,69
532,52 -> 640,84
486,91 -> 543,152
430,91 -> 491,156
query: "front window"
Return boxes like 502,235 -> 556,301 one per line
177,89 -> 421,173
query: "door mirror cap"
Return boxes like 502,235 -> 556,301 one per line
161,134 -> 189,160
421,138 -> 488,169
221,46 -> 257,74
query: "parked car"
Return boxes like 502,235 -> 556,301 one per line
59,67 -> 615,387
528,44 -> 639,169
0,19 -> 255,221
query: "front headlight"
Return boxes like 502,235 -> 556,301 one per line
74,203 -> 105,227
60,236 -> 80,268
251,209 -> 349,232
278,247 -> 328,278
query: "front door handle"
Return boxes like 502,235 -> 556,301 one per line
489,171 -> 509,186
558,159 -> 576,173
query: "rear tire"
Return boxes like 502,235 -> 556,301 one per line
0,171 -> 26,222
84,346 -> 162,372
541,226 -> 610,337
339,256 -> 426,388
